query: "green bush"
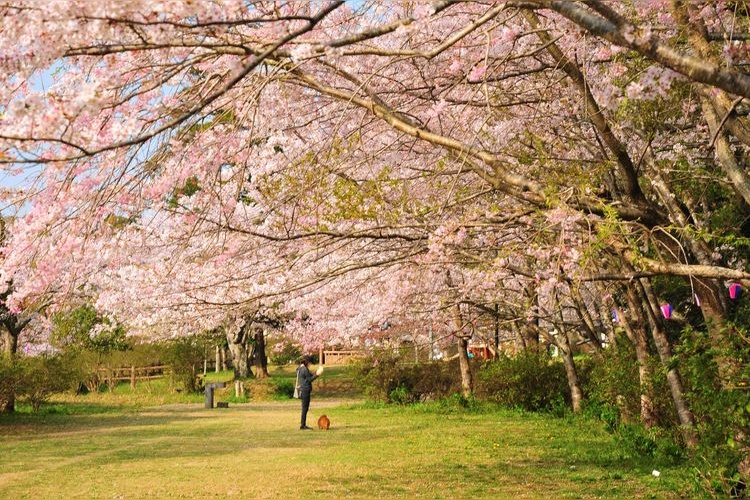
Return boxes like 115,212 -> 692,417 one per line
474,350 -> 569,412
676,324 -> 750,497
270,377 -> 295,398
580,399 -> 620,433
60,341 -> 167,393
583,337 -> 677,429
355,352 -> 462,404
431,393 -> 485,413
579,340 -> 685,472
614,423 -> 658,459
583,339 -> 641,428
389,384 -> 412,404
16,354 -> 81,411
160,336 -> 210,393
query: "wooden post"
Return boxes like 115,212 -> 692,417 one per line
205,385 -> 214,409
205,382 -> 225,409
319,346 -> 324,365
215,346 -> 221,373
130,365 -> 136,390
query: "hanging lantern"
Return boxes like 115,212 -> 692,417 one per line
729,283 -> 742,300
660,303 -> 673,319
612,309 -> 619,324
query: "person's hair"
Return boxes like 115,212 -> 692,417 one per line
300,355 -> 311,365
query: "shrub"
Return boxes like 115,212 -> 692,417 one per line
270,377 -> 295,398
474,350 -> 569,412
579,340 -> 686,471
676,324 -> 750,497
614,423 -> 658,459
583,339 -> 641,427
356,352 -> 462,403
160,336 -> 210,393
388,384 -> 411,404
583,337 -> 677,429
60,341 -> 168,393
16,354 -> 81,411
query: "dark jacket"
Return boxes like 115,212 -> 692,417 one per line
296,364 -> 317,392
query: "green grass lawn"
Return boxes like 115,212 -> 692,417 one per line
0,393 -> 697,499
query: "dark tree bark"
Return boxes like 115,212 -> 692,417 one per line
250,324 -> 269,379
517,323 -> 540,352
0,327 -> 17,413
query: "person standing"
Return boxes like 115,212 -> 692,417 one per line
296,356 -> 319,430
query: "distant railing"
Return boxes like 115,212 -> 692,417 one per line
322,350 -> 365,365
98,365 -> 172,388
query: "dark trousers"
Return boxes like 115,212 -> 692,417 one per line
300,390 -> 311,427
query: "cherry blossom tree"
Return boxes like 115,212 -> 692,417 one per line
3,2 -> 750,466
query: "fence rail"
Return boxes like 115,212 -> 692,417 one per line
98,365 -> 171,388
322,350 -> 365,365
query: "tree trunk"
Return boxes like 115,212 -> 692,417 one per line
252,326 -> 269,378
570,285 -> 603,352
512,322 -> 526,352
228,341 -> 251,379
556,330 -> 584,413
494,304 -> 500,356
637,278 -> 698,446
1,328 -> 18,413
519,324 -> 540,351
226,322 -> 253,379
448,301 -> 474,397
514,284 -> 541,352
456,335 -> 473,398
624,286 -> 658,428
647,167 -> 734,381
1,328 -> 17,358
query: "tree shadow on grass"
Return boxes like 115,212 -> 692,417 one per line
0,400 -> 379,461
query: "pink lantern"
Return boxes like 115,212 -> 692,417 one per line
729,283 -> 742,300
660,303 -> 673,319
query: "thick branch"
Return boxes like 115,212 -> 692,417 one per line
517,0 -> 750,99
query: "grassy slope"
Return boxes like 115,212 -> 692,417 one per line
0,366 -> 697,499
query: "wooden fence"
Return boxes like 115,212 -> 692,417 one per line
98,365 -> 171,389
321,350 -> 365,365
